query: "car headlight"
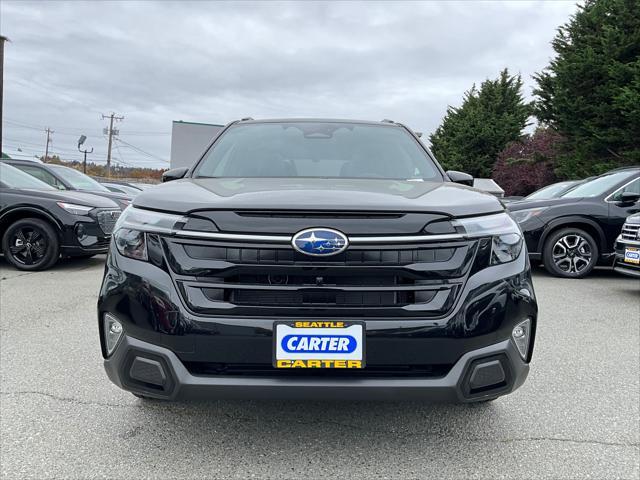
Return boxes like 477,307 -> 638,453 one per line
113,206 -> 184,261
509,207 -> 548,224
57,202 -> 94,215
454,213 -> 524,264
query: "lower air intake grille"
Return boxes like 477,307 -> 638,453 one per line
97,210 -> 121,235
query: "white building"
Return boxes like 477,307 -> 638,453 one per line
169,120 -> 224,169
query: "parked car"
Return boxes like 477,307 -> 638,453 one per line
508,167 -> 640,278
613,213 -> 640,278
1,159 -> 132,210
0,163 -> 121,271
99,181 -> 143,196
472,178 -> 504,198
502,179 -> 590,205
128,182 -> 157,191
99,118 -> 537,404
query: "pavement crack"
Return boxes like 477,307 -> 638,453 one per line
223,413 -> 639,449
0,390 -> 135,409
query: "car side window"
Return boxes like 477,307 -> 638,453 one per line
15,165 -> 66,190
609,177 -> 640,201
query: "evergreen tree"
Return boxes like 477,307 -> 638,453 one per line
534,0 -> 640,178
429,69 -> 530,178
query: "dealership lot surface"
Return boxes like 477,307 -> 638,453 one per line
0,256 -> 638,479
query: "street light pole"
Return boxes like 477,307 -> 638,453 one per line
0,35 -> 9,157
77,135 -> 93,174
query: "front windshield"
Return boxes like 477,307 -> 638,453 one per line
194,122 -> 442,181
562,171 -> 633,198
0,163 -> 55,190
49,165 -> 110,191
526,181 -> 576,200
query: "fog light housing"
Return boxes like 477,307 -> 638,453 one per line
104,313 -> 124,356
512,318 -> 531,360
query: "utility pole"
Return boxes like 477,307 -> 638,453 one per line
0,35 -> 9,157
43,128 -> 53,162
102,112 -> 123,177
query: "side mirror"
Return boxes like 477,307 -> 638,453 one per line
162,167 -> 189,183
617,191 -> 640,205
446,170 -> 474,186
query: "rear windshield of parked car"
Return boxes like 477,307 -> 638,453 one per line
48,165 -> 110,192
194,122 -> 442,181
0,163 -> 55,190
562,171 -> 636,198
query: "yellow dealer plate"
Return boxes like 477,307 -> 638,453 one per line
273,321 -> 365,368
624,247 -> 640,265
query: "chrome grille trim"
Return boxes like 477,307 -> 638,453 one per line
172,230 -> 468,244
621,223 -> 640,241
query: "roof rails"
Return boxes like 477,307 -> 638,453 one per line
381,119 -> 396,124
239,117 -> 254,122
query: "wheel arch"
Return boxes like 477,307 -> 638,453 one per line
539,217 -> 606,256
0,207 -> 64,247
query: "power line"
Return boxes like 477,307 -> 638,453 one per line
6,118 -> 170,136
4,119 -> 44,131
115,138 -> 169,163
6,135 -> 166,164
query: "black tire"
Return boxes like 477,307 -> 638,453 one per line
542,227 -> 598,278
1,218 -> 60,271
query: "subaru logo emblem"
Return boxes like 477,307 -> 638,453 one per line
291,228 -> 349,257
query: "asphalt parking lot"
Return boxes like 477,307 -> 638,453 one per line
0,256 -> 638,479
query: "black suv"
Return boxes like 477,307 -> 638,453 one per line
0,163 -> 121,270
614,213 -> 640,277
2,159 -> 132,210
508,168 -> 640,278
98,119 -> 537,403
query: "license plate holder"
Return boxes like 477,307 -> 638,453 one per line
624,247 -> 640,264
273,321 -> 365,369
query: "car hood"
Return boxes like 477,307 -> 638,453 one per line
133,177 -> 504,217
14,188 -> 121,208
78,189 -> 131,201
625,213 -> 640,224
506,197 -> 583,211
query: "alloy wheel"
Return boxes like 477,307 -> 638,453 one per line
551,234 -> 593,274
9,226 -> 48,266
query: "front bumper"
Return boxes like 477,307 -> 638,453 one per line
99,233 -> 537,403
58,209 -> 118,256
613,238 -> 640,278
105,334 -> 529,402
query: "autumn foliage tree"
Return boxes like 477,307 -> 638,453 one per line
491,128 -> 563,196
43,156 -> 165,181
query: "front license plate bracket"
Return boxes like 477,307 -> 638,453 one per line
273,321 -> 365,369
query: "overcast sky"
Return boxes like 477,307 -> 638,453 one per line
1,0 -> 578,169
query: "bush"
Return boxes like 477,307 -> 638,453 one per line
492,129 -> 563,196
